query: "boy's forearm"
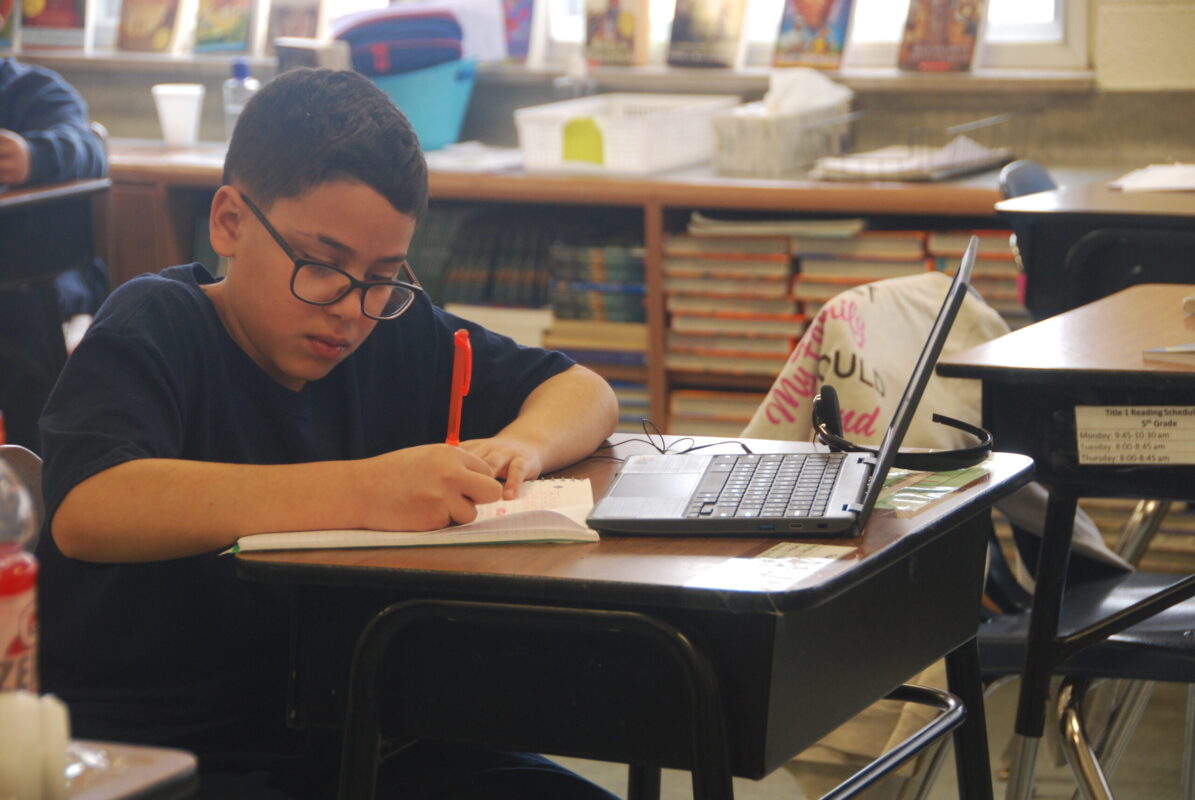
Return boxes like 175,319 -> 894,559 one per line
52,458 -> 364,563
500,366 -> 619,472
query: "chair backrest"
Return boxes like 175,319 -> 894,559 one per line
0,445 -> 44,548
998,159 -> 1057,200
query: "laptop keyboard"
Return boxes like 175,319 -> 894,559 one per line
683,453 -> 844,519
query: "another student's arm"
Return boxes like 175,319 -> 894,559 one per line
51,445 -> 503,563
462,364 -> 619,498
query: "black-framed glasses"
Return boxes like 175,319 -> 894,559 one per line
239,192 -> 423,321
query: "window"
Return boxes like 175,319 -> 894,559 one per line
541,0 -> 1088,69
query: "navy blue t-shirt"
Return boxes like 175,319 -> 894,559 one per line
36,264 -> 573,766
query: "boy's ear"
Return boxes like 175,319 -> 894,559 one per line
209,186 -> 245,259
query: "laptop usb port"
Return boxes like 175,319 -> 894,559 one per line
758,524 -> 775,531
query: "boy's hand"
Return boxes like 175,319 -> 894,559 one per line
0,130 -> 31,186
363,444 -> 503,531
460,437 -> 544,500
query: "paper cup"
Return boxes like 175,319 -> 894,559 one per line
151,83 -> 205,147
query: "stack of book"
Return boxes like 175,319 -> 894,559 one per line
609,380 -> 651,432
792,230 -> 929,317
440,208 -> 556,308
927,229 -> 1031,329
542,318 -> 648,368
549,242 -> 646,324
668,389 -> 767,437
663,233 -> 800,377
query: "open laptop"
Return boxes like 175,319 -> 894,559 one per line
587,236 -> 979,538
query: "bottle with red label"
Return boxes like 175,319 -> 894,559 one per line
0,439 -> 38,693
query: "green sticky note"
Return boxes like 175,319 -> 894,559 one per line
562,117 -> 604,165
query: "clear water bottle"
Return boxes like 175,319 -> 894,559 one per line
0,458 -> 37,693
223,58 -> 261,141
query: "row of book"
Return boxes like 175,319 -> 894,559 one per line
584,0 -> 983,71
2,0 -> 318,53
436,206 -> 643,312
2,0 -> 535,59
661,212 -> 1031,381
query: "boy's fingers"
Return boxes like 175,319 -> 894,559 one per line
501,459 -> 530,499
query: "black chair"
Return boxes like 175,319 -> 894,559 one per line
998,159 -> 1057,200
978,519 -> 1195,800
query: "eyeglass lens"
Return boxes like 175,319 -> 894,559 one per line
292,263 -> 415,319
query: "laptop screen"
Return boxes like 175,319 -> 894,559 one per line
852,236 -> 980,522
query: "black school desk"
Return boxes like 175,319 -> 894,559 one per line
938,283 -> 1195,800
0,178 -> 110,362
995,181 -> 1195,319
235,435 -> 1034,800
0,178 -> 111,447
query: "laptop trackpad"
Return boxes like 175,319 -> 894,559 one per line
609,473 -> 701,498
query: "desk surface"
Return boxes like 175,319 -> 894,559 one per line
238,436 -> 1033,615
939,283 -> 1195,384
995,181 -> 1195,220
108,139 -> 1016,216
0,178 -> 111,211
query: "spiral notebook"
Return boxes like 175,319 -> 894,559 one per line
227,478 -> 598,553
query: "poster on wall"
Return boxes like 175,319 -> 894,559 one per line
773,0 -> 854,69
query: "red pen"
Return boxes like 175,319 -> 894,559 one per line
445,329 -> 472,446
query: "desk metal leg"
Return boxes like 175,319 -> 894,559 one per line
946,638 -> 994,800
628,764 -> 661,800
337,600 -> 734,800
1006,486 -> 1079,800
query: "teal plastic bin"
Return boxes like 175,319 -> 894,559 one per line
371,59 -> 476,151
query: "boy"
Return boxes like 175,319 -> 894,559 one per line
36,68 -> 619,799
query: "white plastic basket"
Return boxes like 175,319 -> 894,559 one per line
713,99 -> 853,178
514,93 -> 740,175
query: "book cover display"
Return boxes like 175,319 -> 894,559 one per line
502,0 -> 532,61
194,0 -> 252,51
898,0 -> 986,72
666,0 -> 744,67
20,0 -> 85,48
264,0 -> 321,53
773,0 -> 853,69
584,0 -> 647,66
117,0 -> 181,50
0,0 -> 14,46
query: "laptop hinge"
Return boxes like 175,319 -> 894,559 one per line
844,454 -> 878,513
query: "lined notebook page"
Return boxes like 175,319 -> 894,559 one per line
229,479 -> 597,553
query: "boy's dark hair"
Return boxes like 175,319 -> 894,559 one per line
223,68 -> 428,218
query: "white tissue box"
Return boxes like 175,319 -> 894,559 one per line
713,98 -> 852,178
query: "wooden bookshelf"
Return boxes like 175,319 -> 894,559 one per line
107,138 -> 1013,428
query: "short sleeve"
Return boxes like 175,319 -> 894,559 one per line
39,298 -> 192,526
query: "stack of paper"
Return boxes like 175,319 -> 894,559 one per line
813,135 -> 1012,182
1109,163 -> 1195,192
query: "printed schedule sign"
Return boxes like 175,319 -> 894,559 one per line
1075,406 -> 1195,465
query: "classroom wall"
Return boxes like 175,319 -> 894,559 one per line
22,0 -> 1195,166
1095,0 -> 1195,90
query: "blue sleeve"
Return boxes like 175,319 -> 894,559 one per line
3,62 -> 107,184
